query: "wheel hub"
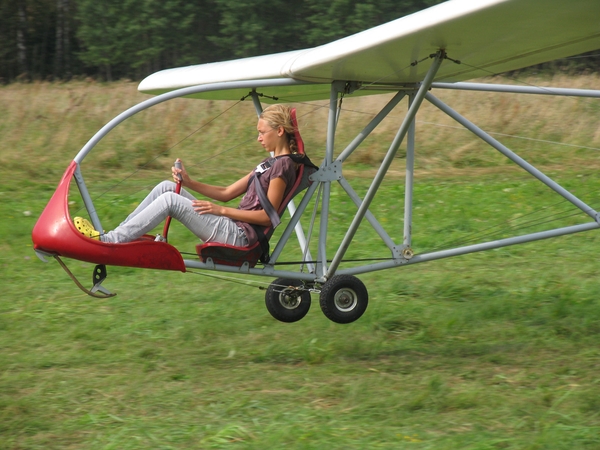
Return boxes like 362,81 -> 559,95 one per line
279,288 -> 302,309
333,288 -> 358,312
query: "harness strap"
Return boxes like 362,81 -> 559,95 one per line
249,153 -> 319,263
254,175 -> 281,228
251,154 -> 318,226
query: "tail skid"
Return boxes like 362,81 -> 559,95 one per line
54,256 -> 116,298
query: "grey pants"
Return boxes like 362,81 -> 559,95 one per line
101,181 -> 249,246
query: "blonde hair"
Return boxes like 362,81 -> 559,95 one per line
259,104 -> 298,154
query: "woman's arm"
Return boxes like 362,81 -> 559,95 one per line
192,177 -> 288,227
173,159 -> 250,202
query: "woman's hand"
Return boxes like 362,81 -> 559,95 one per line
172,159 -> 191,185
192,200 -> 224,216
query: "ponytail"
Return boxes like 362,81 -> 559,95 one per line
260,104 -> 299,153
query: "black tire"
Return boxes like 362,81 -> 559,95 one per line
319,275 -> 368,324
265,278 -> 311,323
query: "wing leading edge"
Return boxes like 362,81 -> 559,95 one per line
139,0 -> 600,101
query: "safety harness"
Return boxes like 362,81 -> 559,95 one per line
249,153 -> 317,263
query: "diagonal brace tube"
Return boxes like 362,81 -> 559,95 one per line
425,92 -> 599,220
268,180 -> 320,265
337,178 -> 396,249
73,165 -> 103,232
325,52 -> 445,279
336,91 -> 406,163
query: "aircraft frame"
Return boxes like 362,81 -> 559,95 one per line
33,50 -> 600,323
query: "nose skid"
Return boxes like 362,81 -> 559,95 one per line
31,161 -> 186,272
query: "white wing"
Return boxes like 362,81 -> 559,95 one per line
139,0 -> 600,100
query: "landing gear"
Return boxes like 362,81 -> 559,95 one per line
319,275 -> 368,324
265,275 -> 369,324
265,278 -> 312,323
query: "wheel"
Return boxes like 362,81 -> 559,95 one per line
319,275 -> 368,324
265,278 -> 311,323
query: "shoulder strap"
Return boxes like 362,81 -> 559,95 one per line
253,175 -> 280,228
251,153 -> 314,229
249,153 -> 318,263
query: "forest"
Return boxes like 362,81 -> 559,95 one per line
3,0 -> 599,84
1,0 -> 448,82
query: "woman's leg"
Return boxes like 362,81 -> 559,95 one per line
101,187 -> 248,246
120,180 -> 196,225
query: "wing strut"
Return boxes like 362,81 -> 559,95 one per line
324,51 -> 446,280
425,92 -> 599,219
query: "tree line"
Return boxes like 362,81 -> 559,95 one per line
2,0 -> 597,84
1,0 -> 446,82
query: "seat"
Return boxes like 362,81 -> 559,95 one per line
196,108 -> 313,267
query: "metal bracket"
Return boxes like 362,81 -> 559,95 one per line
392,245 -> 413,262
344,81 -> 361,95
90,265 -> 114,296
53,256 -> 116,298
309,161 -> 343,182
35,249 -> 52,263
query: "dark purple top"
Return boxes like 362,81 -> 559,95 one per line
236,156 -> 297,245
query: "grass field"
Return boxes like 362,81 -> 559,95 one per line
1,74 -> 600,449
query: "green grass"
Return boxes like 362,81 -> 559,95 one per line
1,77 -> 600,448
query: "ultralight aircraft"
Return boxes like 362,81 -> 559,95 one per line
32,0 -> 600,324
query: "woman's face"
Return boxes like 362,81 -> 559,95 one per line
257,118 -> 281,152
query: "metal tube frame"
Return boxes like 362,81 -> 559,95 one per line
432,82 -> 600,98
72,78 -> 310,232
425,92 -> 598,220
404,93 -> 416,250
69,64 -> 600,285
325,51 -> 445,278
